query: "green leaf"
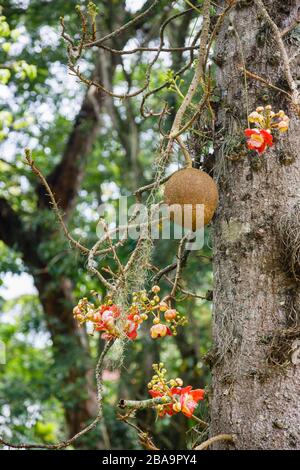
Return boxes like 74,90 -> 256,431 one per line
0,68 -> 11,84
2,41 -> 11,53
0,18 -> 10,37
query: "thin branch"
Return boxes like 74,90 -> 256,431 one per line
119,396 -> 172,410
69,7 -> 197,101
169,0 -> 211,139
140,27 -> 202,118
170,234 -> 189,298
194,433 -> 234,450
149,264 -> 209,301
87,238 -> 115,291
85,0 -> 161,48
191,414 -> 209,428
117,414 -> 160,450
161,0 -> 211,165
24,149 -> 89,255
134,174 -> 171,200
0,340 -> 114,450
281,14 -> 300,37
240,67 -> 293,99
99,43 -> 200,55
254,0 -> 300,115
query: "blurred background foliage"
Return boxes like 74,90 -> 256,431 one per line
0,0 -> 213,449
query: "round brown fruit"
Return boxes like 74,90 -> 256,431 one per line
164,167 -> 218,229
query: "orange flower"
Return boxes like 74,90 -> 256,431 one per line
149,385 -> 205,418
164,309 -> 177,321
170,386 -> 205,417
244,128 -> 273,154
95,305 -> 119,339
150,323 -> 172,339
124,313 -> 140,340
149,389 -> 175,416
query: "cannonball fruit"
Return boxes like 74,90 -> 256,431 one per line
164,167 -> 218,229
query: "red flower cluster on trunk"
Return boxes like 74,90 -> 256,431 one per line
244,105 -> 289,155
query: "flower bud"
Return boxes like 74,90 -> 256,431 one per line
151,285 -> 160,294
93,312 -> 102,322
150,323 -> 168,339
278,120 -> 289,132
159,302 -> 168,312
172,402 -> 182,413
248,111 -> 262,123
73,306 -> 81,316
164,309 -> 177,321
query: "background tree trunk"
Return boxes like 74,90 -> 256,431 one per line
210,0 -> 300,449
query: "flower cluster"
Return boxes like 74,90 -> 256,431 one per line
244,105 -> 289,154
132,286 -> 187,339
148,363 -> 204,418
74,297 -> 120,340
73,286 -> 187,341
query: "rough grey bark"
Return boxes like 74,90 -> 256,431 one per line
210,0 -> 300,449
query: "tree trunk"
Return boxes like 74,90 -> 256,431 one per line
210,0 -> 300,449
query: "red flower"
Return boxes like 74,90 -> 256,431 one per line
99,304 -> 120,318
148,388 -> 175,416
95,304 -> 120,339
170,386 -> 205,418
149,385 -> 205,418
125,313 -> 140,340
244,128 -> 273,154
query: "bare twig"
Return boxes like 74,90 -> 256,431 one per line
24,149 -> 89,255
117,414 -> 160,450
281,14 -> 300,37
162,0 -> 211,165
191,414 -> 209,428
0,340 -> 114,450
85,0 -> 161,48
170,234 -> 189,298
134,174 -> 171,200
240,67 -> 293,99
194,433 -> 234,450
